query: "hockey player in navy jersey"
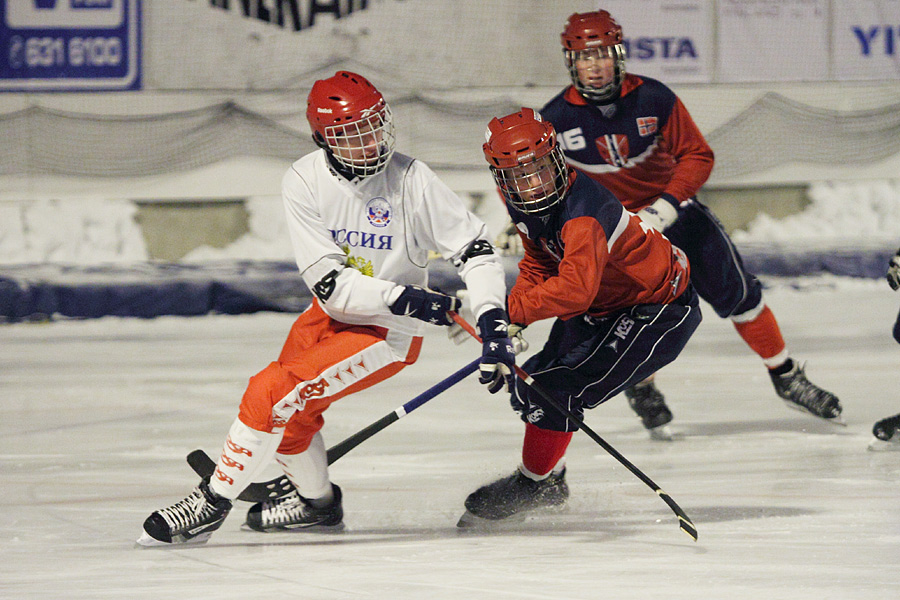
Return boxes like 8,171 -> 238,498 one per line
870,247 -> 900,450
533,10 -> 842,437
459,108 -> 701,524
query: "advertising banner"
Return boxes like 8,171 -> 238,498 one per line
599,0 -> 714,83
716,0 -> 828,82
832,0 -> 900,80
0,0 -> 141,91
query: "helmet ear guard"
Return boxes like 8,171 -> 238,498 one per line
561,11 -> 627,103
482,108 -> 571,216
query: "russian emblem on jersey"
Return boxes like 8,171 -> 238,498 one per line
637,117 -> 658,137
595,134 -> 630,167
365,197 -> 392,227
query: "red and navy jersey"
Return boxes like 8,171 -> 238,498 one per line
539,74 -> 714,212
507,173 -> 690,325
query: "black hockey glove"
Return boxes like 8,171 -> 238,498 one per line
887,248 -> 900,291
389,285 -> 461,326
476,308 -> 516,394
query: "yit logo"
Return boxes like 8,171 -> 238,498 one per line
853,25 -> 899,56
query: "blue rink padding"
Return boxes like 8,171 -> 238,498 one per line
0,247 -> 893,322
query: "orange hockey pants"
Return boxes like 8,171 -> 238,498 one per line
238,299 -> 422,455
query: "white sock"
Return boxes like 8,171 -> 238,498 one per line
276,432 -> 333,504
208,418 -> 283,500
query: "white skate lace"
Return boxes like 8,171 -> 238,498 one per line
260,491 -> 310,527
158,488 -> 214,532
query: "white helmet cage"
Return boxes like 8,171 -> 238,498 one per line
321,102 -> 396,178
564,43 -> 627,103
490,144 -> 570,216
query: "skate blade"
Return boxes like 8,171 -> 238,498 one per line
456,510 -> 526,530
240,521 -> 346,533
134,530 -> 212,548
648,424 -> 674,441
781,401 -> 847,426
867,436 -> 900,452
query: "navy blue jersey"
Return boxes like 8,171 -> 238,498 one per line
540,74 -> 713,212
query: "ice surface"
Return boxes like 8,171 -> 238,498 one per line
2,278 -> 899,599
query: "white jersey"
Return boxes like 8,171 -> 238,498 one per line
282,149 -> 506,337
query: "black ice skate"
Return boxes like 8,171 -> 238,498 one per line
769,361 -> 844,424
869,413 -> 900,451
245,484 -> 344,532
457,468 -> 569,527
137,480 -> 232,547
624,381 -> 674,441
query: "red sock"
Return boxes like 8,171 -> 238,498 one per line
732,305 -> 787,365
521,422 -> 573,477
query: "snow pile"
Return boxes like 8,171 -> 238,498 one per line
0,199 -> 148,265
732,180 -> 900,249
181,197 -> 293,263
1,181 -> 899,266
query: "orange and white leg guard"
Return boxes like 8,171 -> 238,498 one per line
208,418 -> 283,500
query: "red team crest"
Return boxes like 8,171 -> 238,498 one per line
595,134 -> 630,167
637,117 -> 658,136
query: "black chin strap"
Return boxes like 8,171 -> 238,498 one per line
313,134 -> 360,182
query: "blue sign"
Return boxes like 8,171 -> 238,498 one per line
0,0 -> 140,91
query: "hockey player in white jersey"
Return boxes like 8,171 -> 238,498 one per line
137,71 -> 516,546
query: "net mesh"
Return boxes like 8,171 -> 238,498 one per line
0,0 -> 899,183
3,90 -> 900,182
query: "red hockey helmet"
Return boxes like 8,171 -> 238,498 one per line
561,11 -> 626,103
483,108 -> 571,216
306,71 -> 395,178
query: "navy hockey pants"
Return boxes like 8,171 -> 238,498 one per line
664,198 -> 763,319
894,305 -> 900,344
511,286 -> 701,432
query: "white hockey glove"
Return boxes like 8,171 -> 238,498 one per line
494,220 -> 524,257
447,289 -> 474,345
887,248 -> 900,291
637,197 -> 679,232
507,323 -> 529,355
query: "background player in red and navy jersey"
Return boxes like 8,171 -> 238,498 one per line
534,10 -> 842,437
459,108 -> 701,524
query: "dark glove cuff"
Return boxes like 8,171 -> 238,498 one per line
477,307 -> 510,341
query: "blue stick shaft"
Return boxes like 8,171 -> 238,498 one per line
326,357 -> 480,464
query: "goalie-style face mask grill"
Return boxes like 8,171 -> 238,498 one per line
483,108 -> 570,216
307,71 -> 396,178
321,102 -> 396,178
490,148 -> 569,216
